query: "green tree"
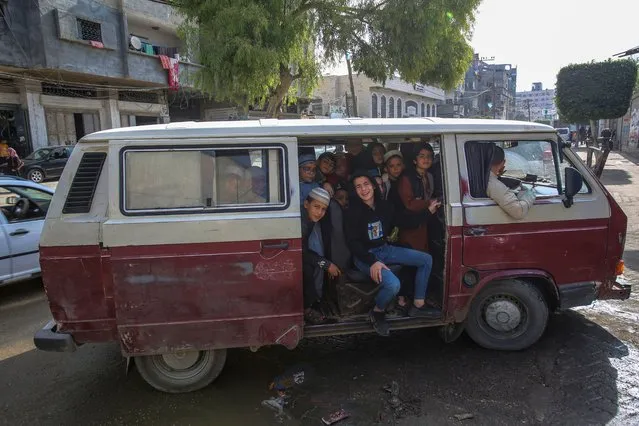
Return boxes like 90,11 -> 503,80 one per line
173,0 -> 481,117
556,59 -> 638,176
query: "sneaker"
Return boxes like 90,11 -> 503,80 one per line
369,310 -> 390,336
408,305 -> 441,318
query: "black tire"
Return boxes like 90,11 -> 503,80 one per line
27,168 -> 45,183
465,280 -> 549,351
134,349 -> 227,393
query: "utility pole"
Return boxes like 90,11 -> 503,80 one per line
525,99 -> 531,121
345,52 -> 357,117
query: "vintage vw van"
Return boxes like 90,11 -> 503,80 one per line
34,118 -> 630,393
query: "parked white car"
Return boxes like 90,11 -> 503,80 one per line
0,176 -> 54,286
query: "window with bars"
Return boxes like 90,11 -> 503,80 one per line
77,18 -> 102,42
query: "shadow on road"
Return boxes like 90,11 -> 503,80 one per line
600,168 -> 632,185
0,310 -> 633,425
623,250 -> 639,271
0,278 -> 44,309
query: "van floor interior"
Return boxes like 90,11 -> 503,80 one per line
299,135 -> 448,329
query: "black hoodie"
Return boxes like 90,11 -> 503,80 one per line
344,189 -> 396,267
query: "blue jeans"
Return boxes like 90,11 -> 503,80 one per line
353,244 -> 433,310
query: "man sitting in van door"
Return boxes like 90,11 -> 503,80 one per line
301,187 -> 341,324
487,146 -> 536,220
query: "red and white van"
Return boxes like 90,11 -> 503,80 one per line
34,118 -> 630,393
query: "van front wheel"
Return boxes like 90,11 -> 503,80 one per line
465,280 -> 549,351
135,348 -> 227,393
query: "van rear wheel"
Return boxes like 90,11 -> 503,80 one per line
465,280 -> 549,351
135,348 -> 227,393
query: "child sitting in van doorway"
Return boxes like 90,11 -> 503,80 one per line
345,172 -> 438,337
299,154 -> 320,204
302,187 -> 341,324
487,146 -> 536,220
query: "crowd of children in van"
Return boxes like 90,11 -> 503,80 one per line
299,141 -> 445,336
299,140 -> 536,336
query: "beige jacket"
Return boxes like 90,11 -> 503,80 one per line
486,172 -> 536,220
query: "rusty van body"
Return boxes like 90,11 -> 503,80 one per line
34,118 -> 630,393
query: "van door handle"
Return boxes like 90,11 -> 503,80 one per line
10,229 -> 29,236
261,241 -> 289,250
464,227 -> 487,237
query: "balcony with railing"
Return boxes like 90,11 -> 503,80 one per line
125,13 -> 200,87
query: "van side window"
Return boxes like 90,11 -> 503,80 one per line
122,146 -> 287,214
465,140 -> 560,198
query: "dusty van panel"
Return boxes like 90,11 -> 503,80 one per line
101,138 -> 304,355
109,240 -> 303,354
39,144 -> 114,342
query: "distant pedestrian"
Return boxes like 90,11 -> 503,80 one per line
0,142 -> 23,176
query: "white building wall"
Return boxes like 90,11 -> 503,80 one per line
315,74 -> 444,118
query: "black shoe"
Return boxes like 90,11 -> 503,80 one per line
408,305 -> 441,318
369,310 -> 390,336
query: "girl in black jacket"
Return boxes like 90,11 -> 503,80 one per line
344,171 -> 439,336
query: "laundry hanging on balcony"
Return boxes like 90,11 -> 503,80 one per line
159,55 -> 179,91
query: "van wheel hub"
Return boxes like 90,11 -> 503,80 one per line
160,351 -> 201,370
484,297 -> 523,332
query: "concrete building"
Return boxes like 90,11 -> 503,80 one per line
313,74 -> 444,119
515,83 -> 557,122
0,0 -> 204,155
441,54 -> 517,120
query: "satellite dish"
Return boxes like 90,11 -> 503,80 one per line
130,36 -> 142,50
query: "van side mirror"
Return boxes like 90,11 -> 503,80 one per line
563,167 -> 583,208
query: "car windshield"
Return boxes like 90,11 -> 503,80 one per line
26,148 -> 53,161
6,186 -> 53,204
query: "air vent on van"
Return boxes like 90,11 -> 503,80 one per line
62,152 -> 106,214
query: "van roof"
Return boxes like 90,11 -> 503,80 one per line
80,118 -> 556,143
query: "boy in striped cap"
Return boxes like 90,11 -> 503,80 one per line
301,187 -> 340,324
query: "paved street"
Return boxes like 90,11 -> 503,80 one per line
3,151 -> 639,425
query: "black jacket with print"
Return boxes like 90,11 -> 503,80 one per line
344,195 -> 395,267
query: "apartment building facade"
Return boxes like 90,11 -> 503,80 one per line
515,83 -> 557,122
0,0 -> 203,155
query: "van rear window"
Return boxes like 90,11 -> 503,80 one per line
121,146 -> 288,214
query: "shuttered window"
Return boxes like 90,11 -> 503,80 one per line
62,152 -> 106,214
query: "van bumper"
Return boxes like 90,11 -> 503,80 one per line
33,320 -> 77,352
597,276 -> 633,301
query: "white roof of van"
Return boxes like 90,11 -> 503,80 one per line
80,118 -> 556,143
